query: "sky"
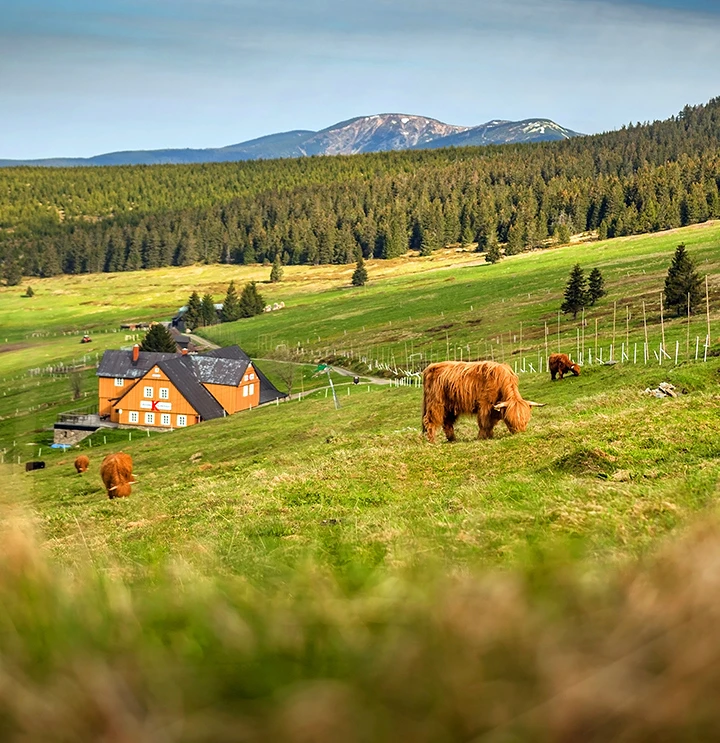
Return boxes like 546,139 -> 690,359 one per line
1,0 -> 719,159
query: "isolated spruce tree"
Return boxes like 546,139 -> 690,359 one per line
352,255 -> 368,286
270,255 -> 284,283
200,293 -> 217,326
24,286 -> 34,297
664,243 -> 703,316
183,291 -> 203,331
561,264 -> 588,319
485,240 -> 501,264
587,268 -> 607,305
140,324 -> 177,353
238,281 -> 265,317
220,280 -> 241,322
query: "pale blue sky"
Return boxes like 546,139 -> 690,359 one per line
1,0 -> 719,159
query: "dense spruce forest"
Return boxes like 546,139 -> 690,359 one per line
1,98 -> 719,281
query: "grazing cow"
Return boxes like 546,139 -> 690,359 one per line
422,361 -> 544,442
74,455 -> 89,474
548,353 -> 581,381
100,452 -> 135,499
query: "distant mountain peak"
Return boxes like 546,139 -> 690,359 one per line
0,114 -> 582,168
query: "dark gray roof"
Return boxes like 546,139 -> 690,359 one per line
159,357 -> 225,421
204,345 -> 251,362
191,355 -> 250,386
97,350 -> 177,379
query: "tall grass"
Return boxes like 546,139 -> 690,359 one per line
2,514 -> 720,741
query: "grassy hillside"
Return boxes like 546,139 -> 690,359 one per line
1,221 -> 720,739
203,221 -> 720,365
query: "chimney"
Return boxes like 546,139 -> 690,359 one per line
132,344 -> 140,364
181,348 -> 188,355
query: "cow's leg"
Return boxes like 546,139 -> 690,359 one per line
422,411 -> 439,443
443,411 -> 457,442
557,370 -> 564,380
551,369 -> 557,381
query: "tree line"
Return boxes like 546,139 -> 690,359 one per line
180,281 -> 266,331
2,98 -> 720,281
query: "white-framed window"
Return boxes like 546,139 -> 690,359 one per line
114,377 -> 124,387
159,387 -> 169,399
249,383 -> 255,395
145,412 -> 155,425
243,374 -> 248,381
128,411 -> 139,424
242,385 -> 248,397
143,386 -> 153,398
249,373 -> 255,380
161,413 -> 171,426
177,414 -> 187,427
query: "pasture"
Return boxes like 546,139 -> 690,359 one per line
0,222 -> 719,739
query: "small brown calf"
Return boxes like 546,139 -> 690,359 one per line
74,455 -> 89,474
548,353 -> 580,381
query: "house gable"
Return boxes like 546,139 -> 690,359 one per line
113,365 -> 203,428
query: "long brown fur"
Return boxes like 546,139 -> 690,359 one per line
100,452 -> 134,499
74,455 -> 89,474
548,353 -> 580,381
422,361 -> 540,442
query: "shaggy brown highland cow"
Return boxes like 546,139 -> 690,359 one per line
422,360 -> 543,442
100,452 -> 135,499
74,455 -> 89,474
548,353 -> 581,381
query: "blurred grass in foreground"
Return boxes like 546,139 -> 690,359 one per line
2,515 -> 720,742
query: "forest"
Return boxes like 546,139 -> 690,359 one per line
1,98 -> 719,280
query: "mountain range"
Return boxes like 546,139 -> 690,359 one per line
0,114 -> 582,167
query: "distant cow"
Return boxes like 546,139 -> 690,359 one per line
74,455 -> 89,474
422,360 -> 544,442
100,452 -> 136,499
548,353 -> 581,381
25,461 -> 45,472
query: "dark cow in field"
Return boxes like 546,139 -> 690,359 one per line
74,455 -> 89,474
422,360 -> 544,443
100,452 -> 135,499
548,353 -> 581,381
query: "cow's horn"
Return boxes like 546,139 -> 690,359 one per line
527,401 -> 545,407
493,401 -> 509,410
108,485 -> 118,491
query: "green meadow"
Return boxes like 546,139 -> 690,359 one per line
0,223 -> 719,740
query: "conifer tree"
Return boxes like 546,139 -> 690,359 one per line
587,268 -> 607,305
24,285 -> 34,297
351,255 -> 368,286
270,254 -> 284,283
238,281 -> 265,317
664,243 -> 703,316
200,293 -> 217,326
3,259 -> 22,286
220,281 -> 241,322
485,240 -> 501,264
183,291 -> 203,331
561,264 -> 588,319
140,324 -> 177,353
